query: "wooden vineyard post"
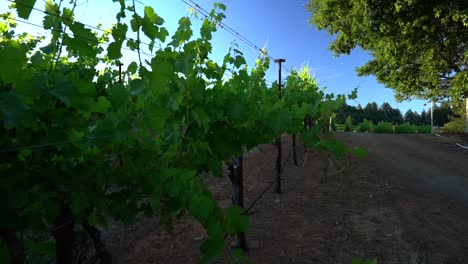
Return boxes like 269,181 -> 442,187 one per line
275,137 -> 282,194
465,98 -> 468,134
292,134 -> 298,166
303,114 -> 312,167
431,100 -> 434,134
228,156 -> 248,252
118,63 -> 123,84
274,58 -> 285,194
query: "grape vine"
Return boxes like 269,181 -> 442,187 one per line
0,1 -> 360,263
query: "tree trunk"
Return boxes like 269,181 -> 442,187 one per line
465,98 -> 468,134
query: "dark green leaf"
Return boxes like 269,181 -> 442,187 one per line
0,40 -> 28,84
67,22 -> 98,58
0,91 -> 30,129
189,194 -> 214,221
225,206 -> 249,235
14,0 -> 37,19
200,237 -> 224,257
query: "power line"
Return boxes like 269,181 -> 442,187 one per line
9,0 -> 280,83
223,71 -> 274,86
187,0 -> 272,58
6,0 -> 158,54
179,0 -> 296,81
180,0 -> 276,62
176,0 -> 277,84
14,18 -> 153,57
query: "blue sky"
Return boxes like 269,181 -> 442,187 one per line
2,0 -> 431,114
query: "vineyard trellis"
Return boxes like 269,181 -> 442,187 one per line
0,1 -> 362,263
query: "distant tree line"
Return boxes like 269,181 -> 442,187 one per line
335,102 -> 457,126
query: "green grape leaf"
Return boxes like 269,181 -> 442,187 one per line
107,23 -> 127,59
0,40 -> 28,84
44,0 -> 58,15
91,96 -> 111,113
0,91 -> 30,129
111,22 -> 128,41
141,22 -> 158,41
14,0 -> 37,19
207,158 -> 222,177
149,56 -> 174,90
107,42 -> 122,60
68,129 -> 84,142
158,27 -> 169,42
67,22 -> 98,58
129,79 -> 147,96
30,51 -> 44,65
109,83 -> 129,108
42,14 -> 59,29
61,7 -> 74,26
300,128 -> 320,147
50,72 -> 95,107
144,6 -> 164,25
170,17 -> 192,47
205,214 -> 223,238
189,194 -> 214,222
204,60 -> 221,79
225,206 -> 249,235
215,3 -> 227,11
232,248 -> 250,263
130,14 -> 140,32
70,192 -> 90,215
149,188 -> 161,212
127,61 -> 138,75
126,38 -> 137,50
141,6 -> 168,41
200,237 -> 224,258
319,139 -> 348,158
234,55 -> 246,68
200,19 -> 216,40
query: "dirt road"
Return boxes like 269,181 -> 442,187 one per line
108,133 -> 468,264
335,132 -> 468,205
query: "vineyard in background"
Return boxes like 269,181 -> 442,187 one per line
0,1 -> 362,263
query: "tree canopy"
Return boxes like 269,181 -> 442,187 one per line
307,0 -> 468,101
335,101 -> 455,126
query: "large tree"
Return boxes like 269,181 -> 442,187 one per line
307,0 -> 468,132
404,109 -> 422,125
